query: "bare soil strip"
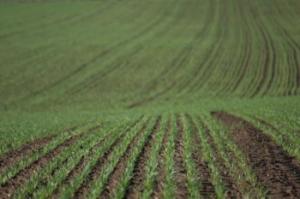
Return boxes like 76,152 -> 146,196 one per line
151,118 -> 171,199
73,136 -> 123,198
0,126 -> 76,174
0,135 -> 55,174
99,119 -> 152,199
124,116 -> 162,198
185,114 -> 216,198
72,118 -> 144,199
212,111 -> 300,198
0,125 -> 99,199
174,115 -> 188,199
197,117 -> 242,198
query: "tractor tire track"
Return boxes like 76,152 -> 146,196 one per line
183,0 -> 227,94
212,111 -> 300,198
127,81 -> 177,108
0,125 -> 100,199
141,0 -> 215,99
56,0 -> 176,95
124,0 -> 216,104
124,116 -> 162,198
226,0 -> 252,95
68,0 -> 183,96
173,115 -> 188,199
12,0 -> 174,105
268,5 -> 300,94
0,1 -> 117,41
98,118 -> 152,199
248,1 -> 276,97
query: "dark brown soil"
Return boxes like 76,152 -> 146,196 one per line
124,116 -> 162,199
73,118 -> 144,199
197,116 -> 242,198
212,111 -> 300,198
99,119 -> 151,199
173,115 -> 188,199
185,114 -> 216,198
151,118 -> 171,199
0,126 -> 76,174
0,125 -> 100,199
51,135 -> 109,199
0,135 -> 56,174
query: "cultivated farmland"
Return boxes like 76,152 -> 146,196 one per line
0,0 -> 300,198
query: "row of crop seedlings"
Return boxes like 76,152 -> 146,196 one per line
11,121 -> 127,198
47,118 -> 140,199
0,123 -> 99,197
0,117 -> 133,198
202,113 -> 267,198
60,115 -> 148,199
1,112 -> 280,198
18,124 -> 110,198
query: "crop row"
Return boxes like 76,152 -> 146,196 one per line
1,112 -> 299,198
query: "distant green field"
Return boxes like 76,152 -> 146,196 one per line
0,0 -> 300,198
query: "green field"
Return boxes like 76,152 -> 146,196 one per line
0,0 -> 300,198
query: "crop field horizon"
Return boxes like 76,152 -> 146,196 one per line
0,0 -> 300,198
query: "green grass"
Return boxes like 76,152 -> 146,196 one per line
0,0 -> 300,198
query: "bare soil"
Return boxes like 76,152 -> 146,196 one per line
198,117 -> 242,198
98,119 -> 151,198
185,114 -> 216,198
212,111 -> 300,198
151,118 -> 171,199
124,116 -> 161,198
73,118 -> 144,199
0,126 -> 77,174
173,115 -> 188,199
0,125 -> 99,199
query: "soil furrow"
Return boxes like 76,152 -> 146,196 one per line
72,118 -> 143,199
73,136 -> 122,198
0,126 -> 76,174
151,118 -> 171,199
185,114 -> 216,198
0,125 -> 96,199
98,119 -> 151,199
198,117 -> 242,198
173,115 -> 188,199
212,111 -> 300,198
124,116 -> 162,198
50,133 -> 112,199
0,135 -> 55,174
